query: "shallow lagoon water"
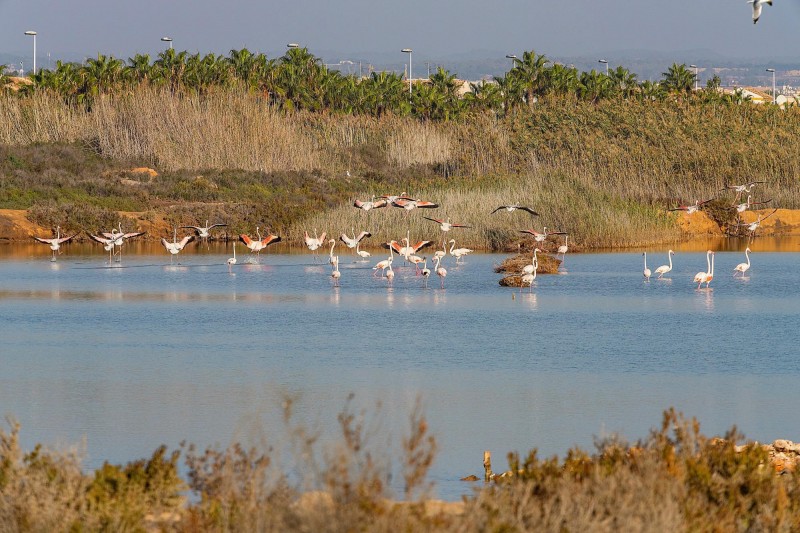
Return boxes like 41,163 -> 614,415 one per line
1,241 -> 800,500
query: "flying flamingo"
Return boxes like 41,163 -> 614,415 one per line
387,232 -> 432,261
520,227 -> 566,248
724,180 -> 765,197
353,196 -> 389,211
239,227 -> 281,261
694,251 -> 713,288
491,205 -> 539,216
304,229 -> 327,262
161,227 -> 194,263
33,226 -> 79,261
433,256 -> 447,288
379,192 -> 411,204
643,252 -> 651,281
423,216 -> 471,232
669,200 -> 711,215
735,208 -> 777,237
734,248 -> 752,277
227,242 -> 237,272
340,230 -> 371,255
180,221 -> 227,240
654,250 -> 675,279
391,197 -> 439,213
732,195 -> 771,214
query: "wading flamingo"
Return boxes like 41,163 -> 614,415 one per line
421,258 -> 431,287
327,239 -> 339,268
449,239 -> 473,264
331,261 -> 341,286
654,250 -> 675,279
87,233 -> 118,264
385,263 -> 395,284
491,205 -> 539,216
227,242 -> 237,272
304,229 -> 327,262
433,256 -> 447,288
643,252 -> 651,280
407,254 -> 425,274
694,251 -> 713,288
239,227 -> 281,261
161,227 -> 194,263
373,246 -> 394,277
734,248 -> 752,277
33,226 -> 79,261
101,224 -> 145,262
356,242 -> 371,260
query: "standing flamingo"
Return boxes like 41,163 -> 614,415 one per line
331,261 -> 341,286
304,229 -> 327,262
734,248 -> 752,277
33,226 -> 79,261
227,242 -> 237,272
557,235 -> 569,260
522,248 -> 540,275
161,227 -> 194,263
433,256 -> 447,288
385,263 -> 395,285
239,227 -> 281,261
643,252 -> 651,281
654,250 -> 675,279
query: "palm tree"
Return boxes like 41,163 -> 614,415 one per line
464,80 -> 504,115
84,54 -> 125,96
125,54 -> 153,87
493,74 -> 524,115
362,71 -> 407,117
608,66 -> 637,98
543,63 -> 579,96
661,63 -> 695,98
578,70 -> 612,103
154,48 -> 189,93
510,50 -> 549,108
638,80 -> 665,102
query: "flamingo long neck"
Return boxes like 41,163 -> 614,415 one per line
709,253 -> 715,277
356,242 -> 361,253
705,252 -> 711,275
173,227 -> 177,243
329,241 -> 335,256
56,226 -> 61,239
668,251 -> 673,269
449,240 -> 455,254
233,242 -> 236,258
256,227 -> 261,241
565,235 -> 568,246
745,249 -> 750,266
532,249 -> 538,265
643,253 -> 647,269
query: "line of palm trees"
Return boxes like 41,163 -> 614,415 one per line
1,47 -> 753,119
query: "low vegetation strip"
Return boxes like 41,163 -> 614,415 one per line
2,407 -> 800,532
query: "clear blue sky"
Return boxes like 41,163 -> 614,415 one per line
1,0 -> 797,63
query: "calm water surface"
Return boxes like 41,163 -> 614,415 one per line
1,241 -> 799,499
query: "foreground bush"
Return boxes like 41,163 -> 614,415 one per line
2,405 -> 799,532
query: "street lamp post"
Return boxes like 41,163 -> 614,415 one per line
690,64 -> 698,91
598,59 -> 608,75
766,68 -> 776,104
160,37 -> 173,49
24,31 -> 36,74
505,54 -> 517,70
402,48 -> 412,95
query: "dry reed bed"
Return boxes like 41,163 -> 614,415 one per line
3,90 -> 800,248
